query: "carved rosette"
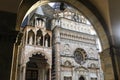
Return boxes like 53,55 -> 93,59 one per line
74,48 -> 87,65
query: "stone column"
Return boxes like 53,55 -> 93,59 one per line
50,36 -> 52,47
100,48 -> 115,80
34,31 -> 36,45
43,68 -> 45,80
25,30 -> 28,45
43,32 -> 45,47
49,68 -> 51,80
53,27 -> 61,80
22,64 -> 26,80
10,32 -> 23,80
111,47 -> 120,80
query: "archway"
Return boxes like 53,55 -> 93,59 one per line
18,52 -> 51,80
16,0 -> 110,50
25,54 -> 49,80
26,61 -> 38,80
79,76 -> 85,80
11,0 -> 115,80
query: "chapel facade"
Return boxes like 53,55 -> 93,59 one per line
17,3 -> 104,80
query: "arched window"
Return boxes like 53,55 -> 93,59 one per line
36,29 -> 43,46
44,33 -> 50,47
27,30 -> 35,45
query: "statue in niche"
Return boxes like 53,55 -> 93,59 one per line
38,20 -> 41,27
37,36 -> 41,45
35,19 -> 38,26
29,36 -> 33,45
45,39 -> 48,47
42,21 -> 45,28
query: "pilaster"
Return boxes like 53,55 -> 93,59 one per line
100,48 -> 115,80
111,47 -> 120,80
10,32 -> 23,80
52,27 -> 61,80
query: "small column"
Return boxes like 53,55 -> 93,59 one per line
45,39 -> 48,47
50,36 -> 52,47
34,32 -> 36,45
43,68 -> 45,80
10,32 -> 23,80
43,36 -> 45,47
39,20 -> 41,27
22,64 -> 26,80
49,68 -> 51,80
100,48 -> 115,80
26,30 -> 28,44
53,27 -> 61,80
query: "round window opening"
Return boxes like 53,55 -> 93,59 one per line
74,48 -> 87,65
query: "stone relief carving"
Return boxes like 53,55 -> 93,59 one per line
61,44 -> 72,56
64,60 -> 72,67
88,48 -> 99,59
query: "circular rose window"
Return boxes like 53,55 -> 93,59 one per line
74,48 -> 87,65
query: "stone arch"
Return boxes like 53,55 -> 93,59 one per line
25,51 -> 51,65
13,0 -> 114,80
16,0 -> 110,51
79,76 -> 85,80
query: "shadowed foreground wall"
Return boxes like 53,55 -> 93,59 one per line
0,11 -> 18,80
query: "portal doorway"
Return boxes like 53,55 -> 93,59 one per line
25,53 -> 50,80
79,76 -> 85,80
26,62 -> 38,80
